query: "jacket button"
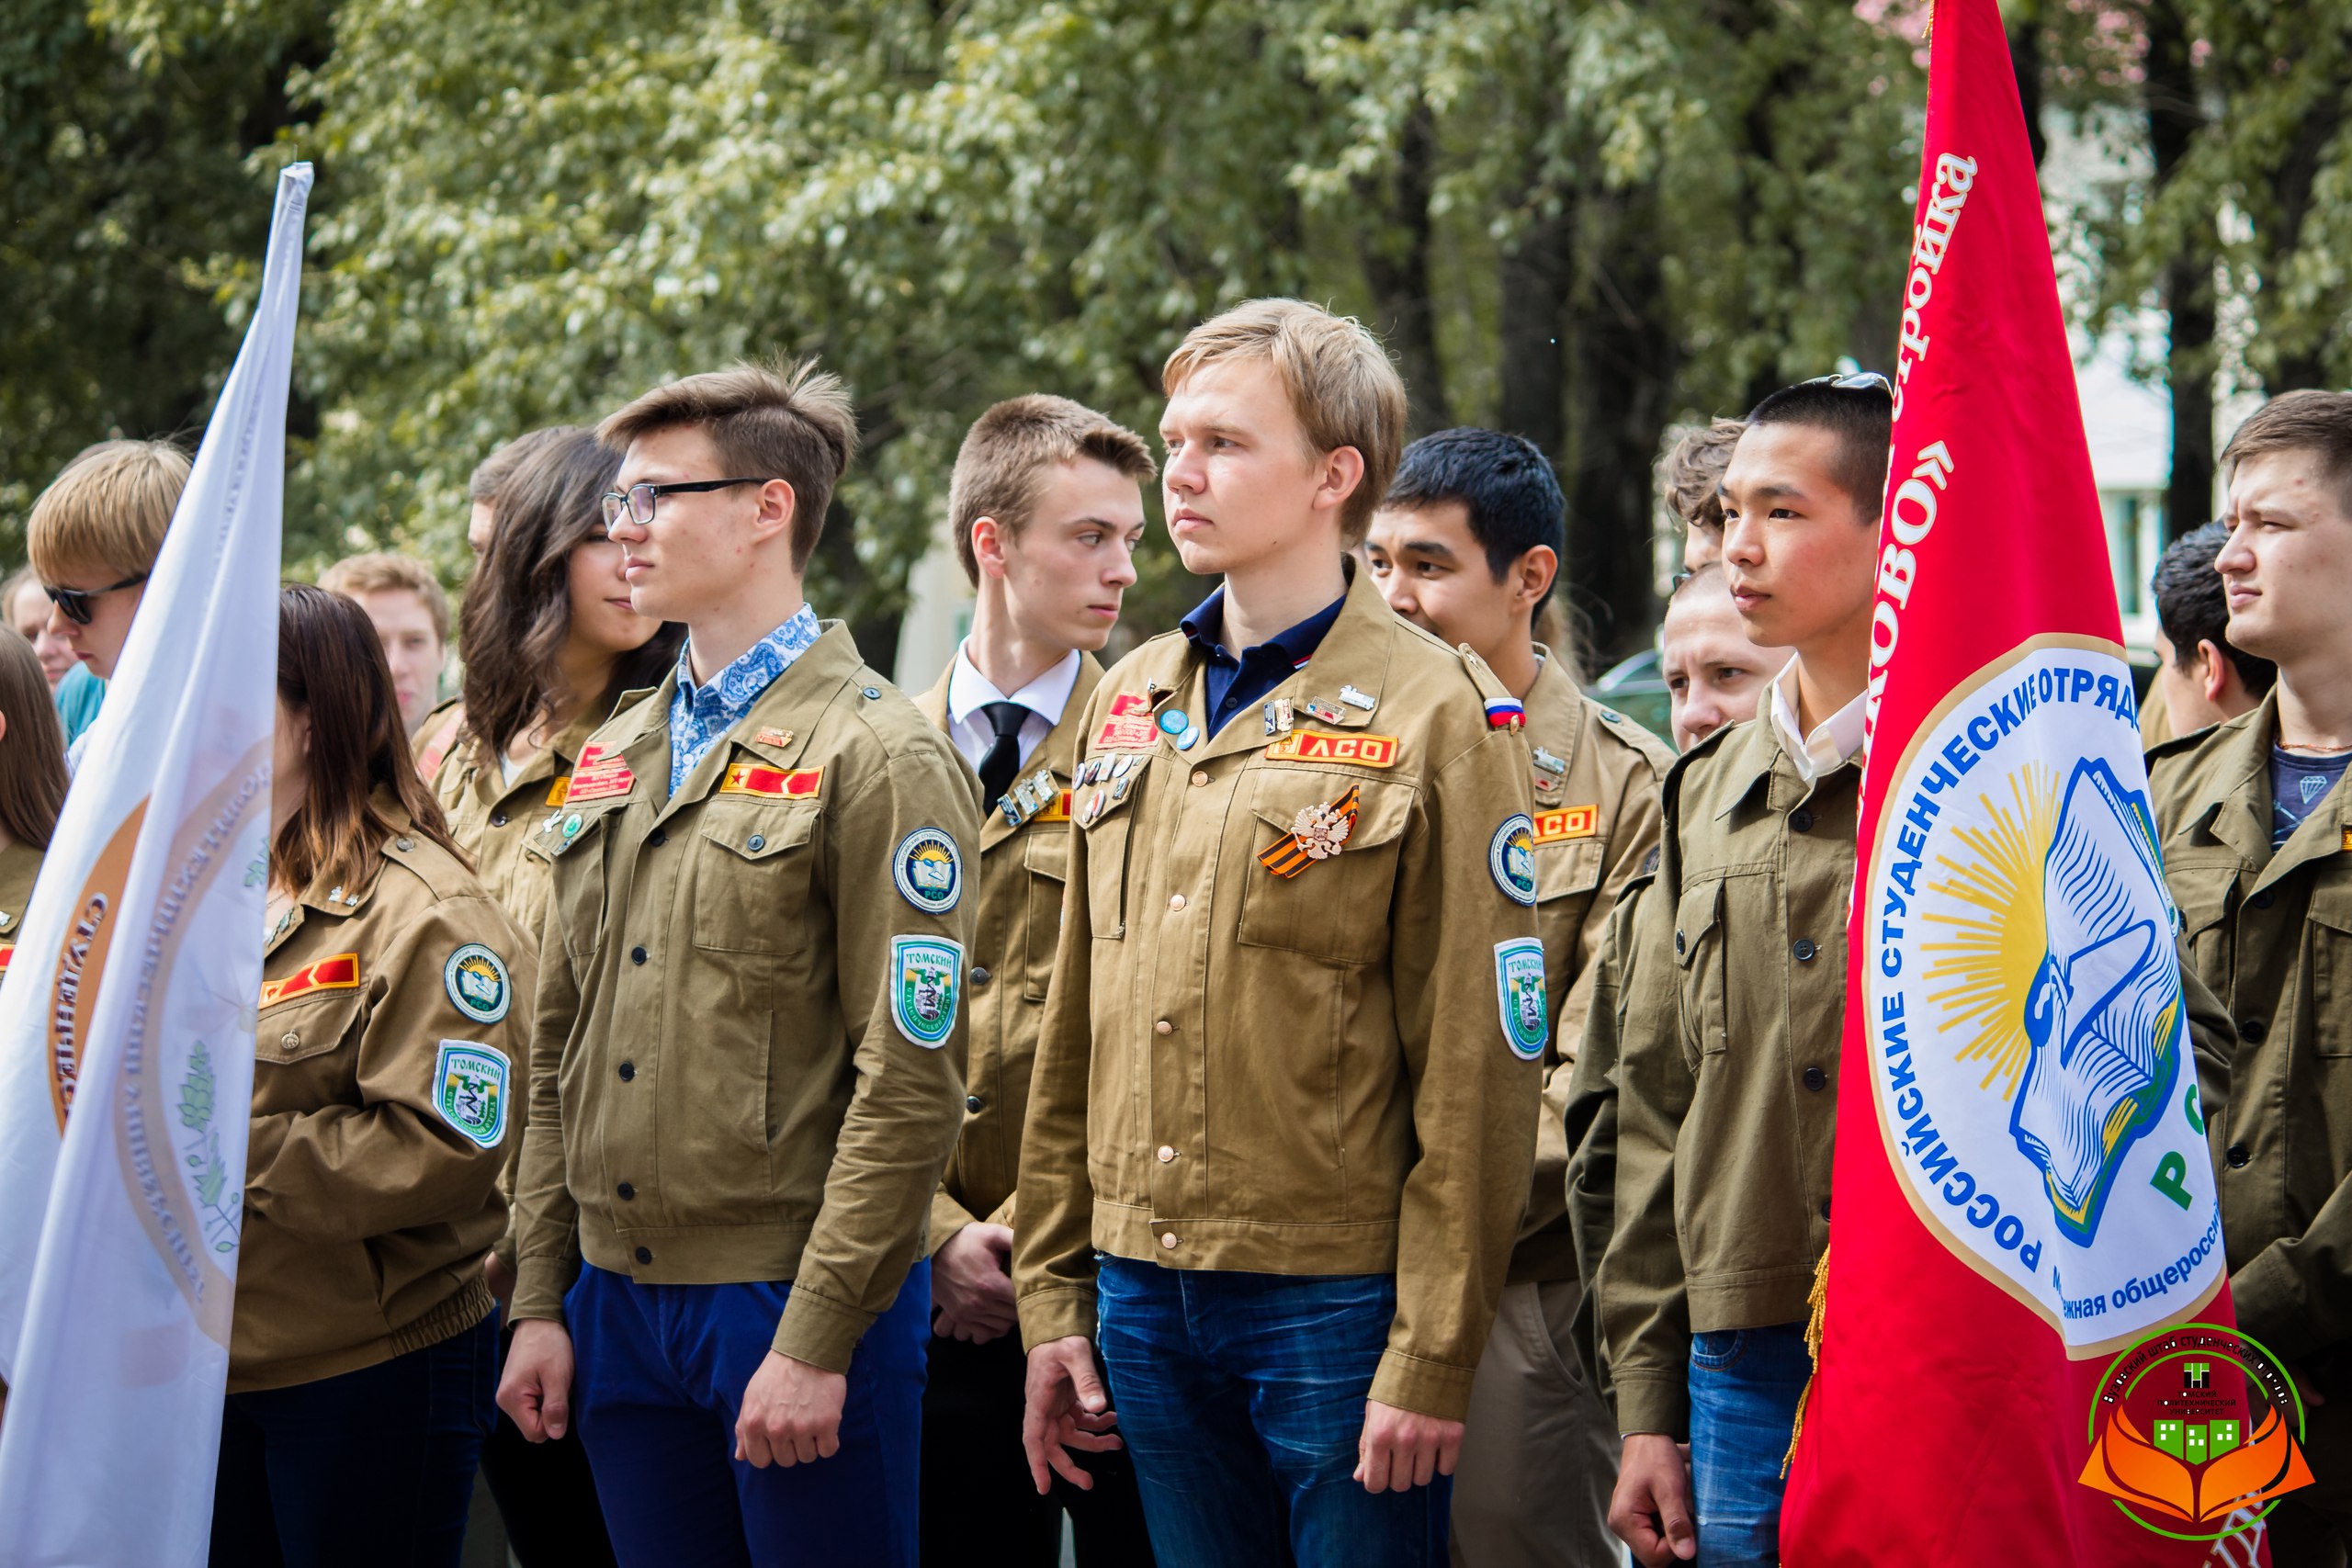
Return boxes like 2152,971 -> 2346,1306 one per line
396,837 -> 414,852
616,1182 -> 635,1201
1157,1145 -> 1176,1163
863,686 -> 882,700
1793,939 -> 1817,962
2240,1018 -> 2267,1043
966,1095 -> 984,1113
632,945 -> 648,965
1675,931 -> 1687,955
748,834 -> 765,852
1159,1232 -> 1179,1249
1820,1199 -> 1832,1221
1155,1020 -> 1173,1036
279,1032 -> 300,1052
2251,888 -> 2273,908
650,828 -> 667,847
618,1061 -> 637,1082
1790,808 -> 1814,832
1191,771 -> 1211,786
2226,1144 -> 2250,1168
491,811 -> 509,828
969,967 -> 991,987
634,1247 -> 653,1264
1168,894 -> 1187,912
1804,1066 -> 1827,1091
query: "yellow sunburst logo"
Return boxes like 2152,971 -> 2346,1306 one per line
1919,764 -> 2059,1100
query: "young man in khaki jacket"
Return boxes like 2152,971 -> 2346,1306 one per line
1600,376 -> 1891,1567
495,361 -> 975,1568
1363,426 -> 1671,1568
1014,300 -> 1544,1567
2146,389 -> 2352,1561
913,395 -> 1158,1564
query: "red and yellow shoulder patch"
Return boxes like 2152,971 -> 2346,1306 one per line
1033,789 -> 1071,824
260,952 -> 361,1010
1263,730 -> 1401,769
1532,806 -> 1599,844
567,743 -> 637,803
718,762 -> 823,799
0,942 -> 15,974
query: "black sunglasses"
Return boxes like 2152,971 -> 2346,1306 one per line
1798,371 -> 1893,395
44,571 -> 149,626
600,478 -> 773,534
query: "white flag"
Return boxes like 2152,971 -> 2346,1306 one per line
0,163 -> 309,1566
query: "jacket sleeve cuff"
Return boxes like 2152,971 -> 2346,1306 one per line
772,1287 -> 877,1374
1018,1285 -> 1099,1352
1611,1369 -> 1690,1441
510,1256 -> 573,1325
1368,1348 -> 1477,1422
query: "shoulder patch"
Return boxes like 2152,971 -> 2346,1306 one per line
893,828 -> 963,913
1494,938 -> 1549,1060
443,943 -> 513,1024
890,935 -> 963,1048
432,1040 -> 511,1148
1263,730 -> 1401,769
261,952 -> 361,1010
1489,815 -> 1539,905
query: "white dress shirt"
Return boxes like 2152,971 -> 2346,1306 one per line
944,643 -> 1082,773
1767,656 -> 1867,784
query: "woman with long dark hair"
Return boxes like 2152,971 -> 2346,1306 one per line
0,628 -> 68,956
211,585 -> 533,1568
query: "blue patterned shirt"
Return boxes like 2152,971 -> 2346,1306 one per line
668,605 -> 822,795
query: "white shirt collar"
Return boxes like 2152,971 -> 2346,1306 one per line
946,643 -> 1082,730
1768,657 -> 1867,783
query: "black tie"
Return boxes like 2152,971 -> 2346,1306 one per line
978,701 -> 1030,807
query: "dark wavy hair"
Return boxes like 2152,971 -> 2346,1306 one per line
275,583 -> 465,895
0,630 -> 67,848
458,429 -> 683,759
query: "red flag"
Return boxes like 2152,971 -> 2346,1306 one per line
1780,2 -> 2290,1561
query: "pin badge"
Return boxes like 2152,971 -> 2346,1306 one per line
1001,798 -> 1025,829
1157,710 -> 1189,737
1534,775 -> 1560,794
1113,773 -> 1132,801
1263,703 -> 1280,738
1340,685 -> 1376,712
1274,698 -> 1295,735
1306,700 -> 1343,725
1176,723 -> 1202,750
1532,746 -> 1566,774
1114,753 -> 1135,778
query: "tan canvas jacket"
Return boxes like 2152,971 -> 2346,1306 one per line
2150,694 -> 2352,1367
1512,652 -> 1670,1283
509,623 -> 974,1374
0,839 -> 45,980
236,797 -> 531,1393
915,653 -> 1102,1249
1012,567 -> 1544,1420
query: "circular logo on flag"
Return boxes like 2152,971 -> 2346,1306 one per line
2080,1322 -> 2311,1540
1866,638 -> 2220,1354
1488,815 -> 1538,906
893,828 -> 963,914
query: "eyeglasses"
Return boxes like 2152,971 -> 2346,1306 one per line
43,571 -> 149,626
1798,371 -> 1893,395
600,478 -> 772,534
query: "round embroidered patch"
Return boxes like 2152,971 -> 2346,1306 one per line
892,827 -> 963,914
1488,815 -> 1539,906
444,943 -> 513,1024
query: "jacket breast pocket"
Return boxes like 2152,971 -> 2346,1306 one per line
254,987 -> 368,1111
1674,878 -> 1728,1066
1023,827 -> 1069,1000
538,809 -> 615,961
2308,888 -> 2352,1057
692,806 -> 820,954
1236,771 -> 1412,966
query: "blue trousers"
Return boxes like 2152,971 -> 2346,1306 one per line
566,1261 -> 930,1568
1686,1322 -> 1812,1567
1095,1257 -> 1450,1568
209,1312 -> 496,1568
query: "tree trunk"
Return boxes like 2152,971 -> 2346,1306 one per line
1498,197 -> 1574,456
2262,76 -> 2348,396
1355,100 -> 1450,434
2143,0 -> 2214,540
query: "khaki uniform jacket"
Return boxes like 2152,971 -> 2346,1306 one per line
1012,569 -> 1544,1420
0,839 -> 46,979
2150,694 -> 2352,1367
914,654 -> 1102,1248
1600,716 -> 1856,1438
1513,654 -> 1670,1283
237,797 -> 532,1393
510,624 -> 974,1374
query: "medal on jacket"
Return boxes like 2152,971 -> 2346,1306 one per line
1340,684 -> 1376,713
1257,784 -> 1361,878
1305,698 -> 1344,725
1531,744 -> 1566,777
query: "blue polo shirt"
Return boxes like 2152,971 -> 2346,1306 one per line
1179,585 -> 1346,738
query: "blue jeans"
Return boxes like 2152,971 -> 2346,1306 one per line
1686,1322 -> 1811,1566
565,1261 -> 930,1568
1095,1257 -> 1449,1568
210,1312 -> 497,1568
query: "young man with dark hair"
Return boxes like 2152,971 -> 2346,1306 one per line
1364,426 -> 1671,1568
495,360 -> 975,1567
1601,376 -> 1891,1567
2149,518 -> 2276,741
1015,301 -> 1543,1568
2147,389 -> 2352,1560
914,394 -> 1157,1565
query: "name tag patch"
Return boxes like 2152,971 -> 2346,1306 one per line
567,744 -> 637,803
719,761 -> 823,799
1263,730 -> 1401,769
433,1040 -> 511,1149
1533,806 -> 1599,844
261,953 -> 362,1010
1095,692 -> 1160,750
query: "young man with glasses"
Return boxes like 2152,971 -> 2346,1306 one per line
25,437 -> 189,771
912,394 -> 1159,1567
1014,300 -> 1543,1568
495,360 -> 975,1568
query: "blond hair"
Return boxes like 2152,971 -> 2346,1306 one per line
27,439 -> 189,582
598,359 -> 860,571
947,396 -> 1156,586
1660,419 -> 1747,533
1161,300 -> 1407,547
321,552 -> 452,645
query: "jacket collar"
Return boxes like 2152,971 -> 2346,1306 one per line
922,652 -> 1103,851
273,789 -> 415,952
